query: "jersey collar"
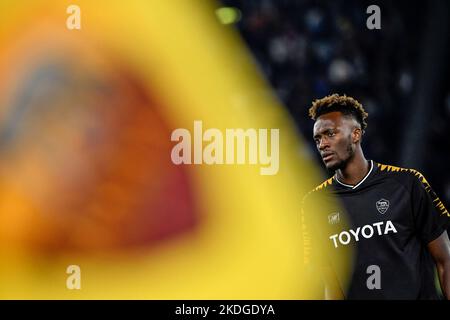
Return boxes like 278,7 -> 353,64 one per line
334,160 -> 374,190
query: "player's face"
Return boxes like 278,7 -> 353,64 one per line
313,111 -> 357,171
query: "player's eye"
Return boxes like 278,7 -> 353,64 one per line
327,131 -> 335,137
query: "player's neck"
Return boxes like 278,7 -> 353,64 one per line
335,151 -> 369,186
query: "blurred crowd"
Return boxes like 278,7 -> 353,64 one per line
222,0 -> 450,205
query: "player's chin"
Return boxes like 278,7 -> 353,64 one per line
324,159 -> 340,171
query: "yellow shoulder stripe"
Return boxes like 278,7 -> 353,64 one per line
314,177 -> 333,191
377,163 -> 449,217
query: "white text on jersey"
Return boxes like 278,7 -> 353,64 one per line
329,220 -> 398,248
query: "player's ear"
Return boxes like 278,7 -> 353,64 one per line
352,127 -> 362,143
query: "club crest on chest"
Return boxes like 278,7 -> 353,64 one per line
376,198 -> 390,214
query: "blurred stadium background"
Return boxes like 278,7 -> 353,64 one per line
221,0 -> 450,207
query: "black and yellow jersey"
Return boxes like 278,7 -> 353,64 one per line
301,160 -> 450,299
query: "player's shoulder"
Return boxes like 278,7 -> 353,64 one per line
302,177 -> 334,204
375,162 -> 431,188
312,177 -> 334,192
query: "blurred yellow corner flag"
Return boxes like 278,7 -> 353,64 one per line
0,0 -> 339,299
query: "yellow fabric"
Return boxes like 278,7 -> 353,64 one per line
0,0 -> 348,299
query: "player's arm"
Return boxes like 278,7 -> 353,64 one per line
301,191 -> 345,300
303,258 -> 345,299
427,230 -> 450,299
409,170 -> 450,299
322,265 -> 345,299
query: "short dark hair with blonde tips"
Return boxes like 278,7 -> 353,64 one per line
308,94 -> 368,131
